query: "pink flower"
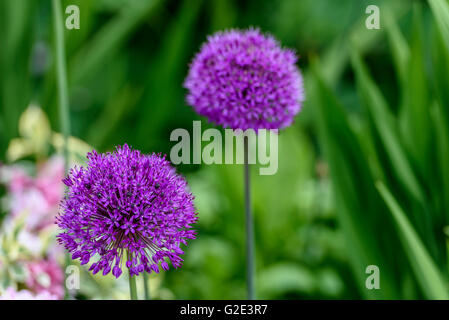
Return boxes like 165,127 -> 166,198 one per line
0,287 -> 58,300
1,156 -> 64,231
35,156 -> 64,208
25,259 -> 64,299
1,165 -> 32,194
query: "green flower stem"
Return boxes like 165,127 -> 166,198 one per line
128,251 -> 138,300
143,272 -> 150,300
129,272 -> 138,300
52,0 -> 71,300
52,0 -> 71,171
244,137 -> 255,300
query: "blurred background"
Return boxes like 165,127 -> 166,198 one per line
1,0 -> 449,299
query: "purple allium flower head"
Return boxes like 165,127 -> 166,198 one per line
56,144 -> 198,278
184,28 -> 304,131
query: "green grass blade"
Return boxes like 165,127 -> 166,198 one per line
430,16 -> 449,216
376,182 -> 449,299
399,4 -> 430,175
431,102 -> 449,216
384,10 -> 409,83
431,20 -> 449,126
428,0 -> 449,52
312,62 -> 400,298
350,50 -> 424,203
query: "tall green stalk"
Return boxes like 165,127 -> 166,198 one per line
128,272 -> 138,300
128,251 -> 138,300
52,0 -> 71,300
244,137 -> 255,300
52,0 -> 71,171
143,272 -> 150,300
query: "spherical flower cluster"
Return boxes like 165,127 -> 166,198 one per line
56,144 -> 198,278
184,28 -> 304,131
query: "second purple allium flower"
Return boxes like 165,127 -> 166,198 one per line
184,28 -> 304,131
56,144 -> 198,278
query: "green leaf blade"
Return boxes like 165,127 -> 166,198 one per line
376,182 -> 449,300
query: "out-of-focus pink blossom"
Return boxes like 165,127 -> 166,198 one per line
0,287 -> 58,300
17,229 -> 43,255
0,156 -> 64,231
25,259 -> 64,299
2,166 -> 32,193
35,156 -> 64,208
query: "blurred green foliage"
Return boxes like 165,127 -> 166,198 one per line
311,0 -> 449,299
1,0 -> 449,299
